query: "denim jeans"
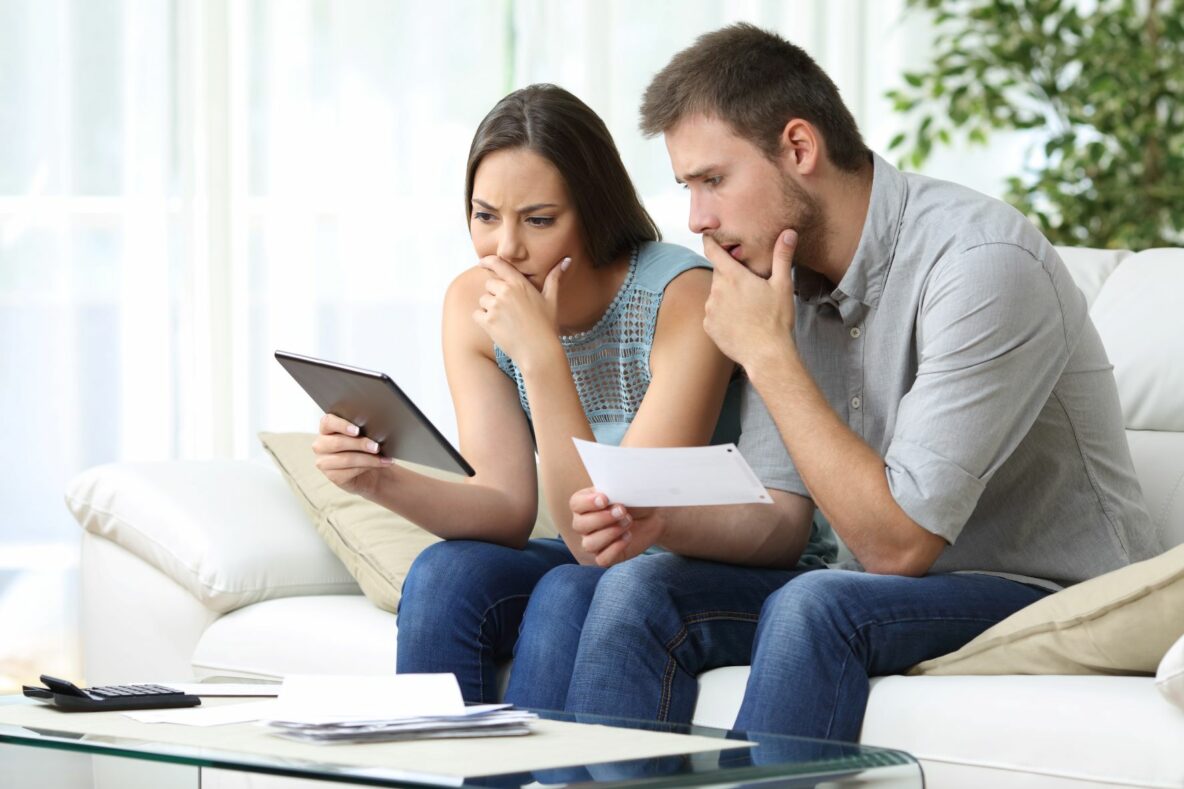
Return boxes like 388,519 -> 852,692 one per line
395,537 -> 575,703
564,554 -> 1050,740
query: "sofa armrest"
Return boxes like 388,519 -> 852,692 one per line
67,460 -> 360,614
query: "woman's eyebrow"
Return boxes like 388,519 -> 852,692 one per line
470,199 -> 558,213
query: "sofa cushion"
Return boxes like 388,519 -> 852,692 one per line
192,596 -> 397,679
860,675 -> 1184,788
1091,248 -> 1184,432
66,461 -> 358,614
910,544 -> 1184,677
1158,634 -> 1184,713
1054,245 -> 1129,307
259,432 -> 558,613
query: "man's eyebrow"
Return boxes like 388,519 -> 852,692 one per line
675,165 -> 721,185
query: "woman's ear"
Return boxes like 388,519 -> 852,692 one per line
779,119 -> 822,176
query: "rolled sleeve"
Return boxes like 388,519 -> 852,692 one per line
885,243 -> 1075,542
737,380 -> 810,497
885,439 -> 986,542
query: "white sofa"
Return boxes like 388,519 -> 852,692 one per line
69,246 -> 1184,788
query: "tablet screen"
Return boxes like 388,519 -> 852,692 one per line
275,350 -> 474,477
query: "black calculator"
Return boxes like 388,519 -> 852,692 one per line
22,675 -> 202,712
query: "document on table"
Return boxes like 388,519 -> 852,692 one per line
573,439 -> 771,507
126,673 -> 466,726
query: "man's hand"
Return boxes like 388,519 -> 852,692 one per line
473,255 -> 569,369
702,230 -> 798,370
570,488 -> 665,568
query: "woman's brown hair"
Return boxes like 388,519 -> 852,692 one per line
465,84 -> 660,268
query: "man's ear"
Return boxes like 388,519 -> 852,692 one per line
779,118 -> 822,176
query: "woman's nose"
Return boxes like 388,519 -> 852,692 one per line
496,225 -> 526,263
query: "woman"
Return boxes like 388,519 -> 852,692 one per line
313,84 -> 738,704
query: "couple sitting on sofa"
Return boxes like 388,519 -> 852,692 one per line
311,24 -> 1160,743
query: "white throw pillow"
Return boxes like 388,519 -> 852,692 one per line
1157,634 -> 1184,712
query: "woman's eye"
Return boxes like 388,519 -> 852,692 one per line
526,216 -> 555,227
473,211 -> 495,223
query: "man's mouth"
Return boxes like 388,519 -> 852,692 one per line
722,243 -> 743,261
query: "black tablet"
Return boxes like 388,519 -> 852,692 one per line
275,350 -> 475,477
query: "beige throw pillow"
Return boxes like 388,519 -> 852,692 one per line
911,543 -> 1184,676
259,432 -> 558,613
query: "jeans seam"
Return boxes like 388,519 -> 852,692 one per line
658,610 -> 761,721
821,614 -> 1011,738
476,593 -> 532,702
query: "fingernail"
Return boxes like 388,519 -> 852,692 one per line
367,440 -> 379,453
782,230 -> 797,245
349,425 -> 360,436
595,495 -> 607,508
561,257 -> 571,271
611,506 -> 624,518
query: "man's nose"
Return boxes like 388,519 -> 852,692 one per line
496,224 -> 526,263
688,194 -> 719,235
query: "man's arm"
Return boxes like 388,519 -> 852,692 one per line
744,354 -> 945,576
569,487 -> 814,569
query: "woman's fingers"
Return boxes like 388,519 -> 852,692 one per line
319,413 -> 359,436
314,451 -> 391,471
312,433 -> 381,456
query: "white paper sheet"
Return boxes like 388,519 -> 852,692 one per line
268,674 -> 466,723
573,439 -> 772,507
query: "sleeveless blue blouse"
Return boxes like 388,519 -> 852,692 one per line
495,241 -> 740,447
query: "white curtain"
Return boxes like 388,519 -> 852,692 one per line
3,0 -> 971,686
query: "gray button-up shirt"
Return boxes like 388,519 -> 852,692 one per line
738,154 -> 1160,588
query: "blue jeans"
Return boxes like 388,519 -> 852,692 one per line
564,554 -> 1050,740
396,538 -> 576,703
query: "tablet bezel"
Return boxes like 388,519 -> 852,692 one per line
275,350 -> 475,477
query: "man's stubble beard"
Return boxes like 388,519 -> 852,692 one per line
777,172 -> 826,273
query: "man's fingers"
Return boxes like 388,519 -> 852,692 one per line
581,522 -> 631,555
594,538 -> 630,568
541,256 -> 571,305
702,235 -> 743,277
571,507 -> 626,535
570,488 -> 611,515
771,229 -> 797,285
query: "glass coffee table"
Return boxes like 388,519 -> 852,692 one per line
0,695 -> 920,787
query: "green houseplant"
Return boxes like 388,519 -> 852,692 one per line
886,0 -> 1184,249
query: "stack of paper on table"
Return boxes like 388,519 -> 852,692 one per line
129,674 -> 536,743
262,675 -> 536,744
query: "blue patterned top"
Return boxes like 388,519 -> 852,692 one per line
495,241 -> 740,447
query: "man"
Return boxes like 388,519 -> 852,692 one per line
550,23 -> 1159,741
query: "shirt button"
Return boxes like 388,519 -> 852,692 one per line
850,326 -> 862,339
851,395 -> 862,410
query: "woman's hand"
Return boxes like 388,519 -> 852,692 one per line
473,255 -> 569,370
311,413 -> 393,500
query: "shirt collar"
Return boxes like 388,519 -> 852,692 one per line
794,153 -> 908,325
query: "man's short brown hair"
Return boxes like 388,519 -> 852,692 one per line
641,23 -> 870,173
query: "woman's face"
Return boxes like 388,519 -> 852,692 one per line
470,147 -> 583,290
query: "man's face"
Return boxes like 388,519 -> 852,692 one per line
666,114 -> 822,278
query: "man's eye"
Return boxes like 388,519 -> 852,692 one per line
706,176 -> 722,187
473,211 -> 495,222
526,216 -> 555,227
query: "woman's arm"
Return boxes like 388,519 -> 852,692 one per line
522,267 -> 735,563
314,268 -> 540,547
